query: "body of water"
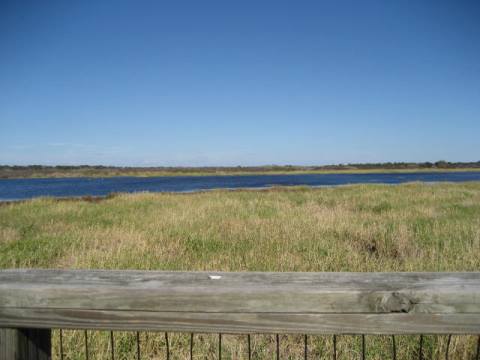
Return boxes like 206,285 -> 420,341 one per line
1,172 -> 480,201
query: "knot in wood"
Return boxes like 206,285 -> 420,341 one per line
380,292 -> 413,313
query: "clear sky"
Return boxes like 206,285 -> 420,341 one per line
1,1 -> 479,166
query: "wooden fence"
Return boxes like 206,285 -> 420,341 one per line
0,270 -> 479,359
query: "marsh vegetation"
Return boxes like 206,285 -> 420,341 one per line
1,182 -> 479,359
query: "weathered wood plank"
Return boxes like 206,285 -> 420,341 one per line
0,270 -> 479,314
0,270 -> 479,334
0,328 -> 51,360
2,269 -> 479,288
1,309 -> 479,334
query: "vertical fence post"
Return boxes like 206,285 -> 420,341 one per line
0,328 -> 51,360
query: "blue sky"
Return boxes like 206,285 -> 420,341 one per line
1,1 -> 479,166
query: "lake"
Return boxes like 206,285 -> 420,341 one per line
1,171 -> 480,201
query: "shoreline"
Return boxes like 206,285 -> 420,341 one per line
1,167 -> 480,180
2,180 -> 479,204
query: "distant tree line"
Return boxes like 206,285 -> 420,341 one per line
1,161 -> 479,176
311,161 -> 480,170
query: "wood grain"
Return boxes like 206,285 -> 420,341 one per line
0,270 -> 479,334
1,309 -> 479,334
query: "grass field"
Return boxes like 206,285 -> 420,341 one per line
1,182 -> 480,359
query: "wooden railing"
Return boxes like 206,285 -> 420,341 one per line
1,270 -> 480,359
